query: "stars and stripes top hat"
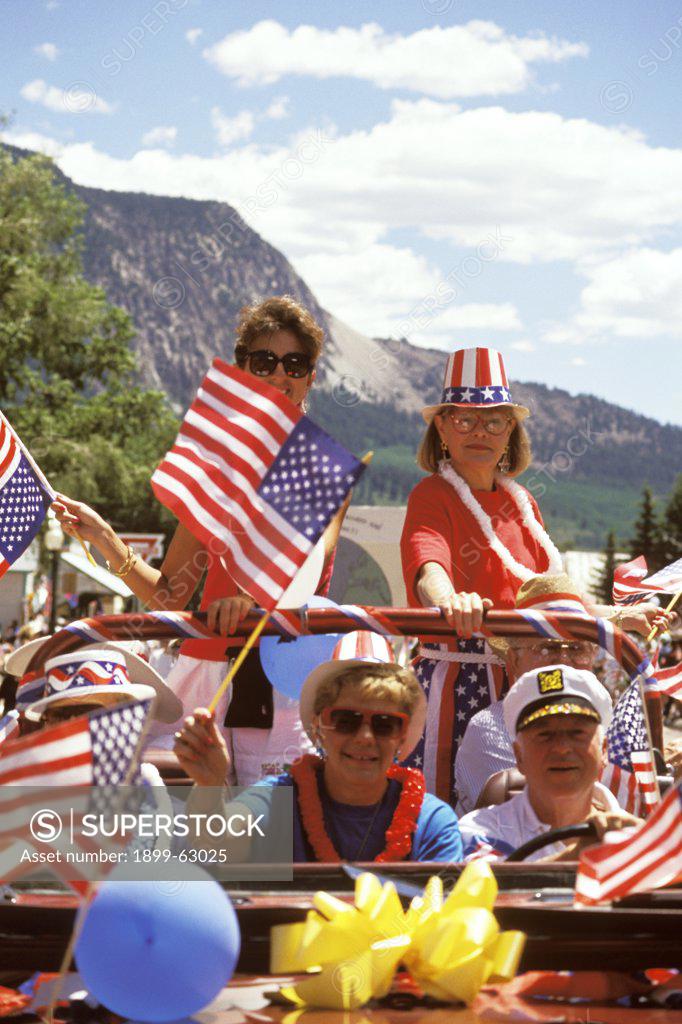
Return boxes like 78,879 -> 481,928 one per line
300,630 -> 426,760
11,641 -> 182,723
422,347 -> 529,423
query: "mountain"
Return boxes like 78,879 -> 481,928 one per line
8,146 -> 681,548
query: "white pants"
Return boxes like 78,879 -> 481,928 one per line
145,654 -> 314,786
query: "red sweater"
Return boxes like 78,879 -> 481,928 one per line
401,474 -> 550,611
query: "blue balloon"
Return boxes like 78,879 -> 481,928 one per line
75,863 -> 240,1021
260,596 -> 342,699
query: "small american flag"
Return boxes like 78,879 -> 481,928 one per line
606,680 -> 658,810
653,661 -> 682,699
0,698 -> 152,788
574,778 -> 682,906
612,556 -> 651,605
0,699 -> 152,889
644,558 -> 682,595
151,360 -> 365,610
0,412 -> 54,578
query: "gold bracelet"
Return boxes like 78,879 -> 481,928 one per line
106,545 -> 138,578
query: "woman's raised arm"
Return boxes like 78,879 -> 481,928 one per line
52,494 -> 207,610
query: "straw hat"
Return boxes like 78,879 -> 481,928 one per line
8,638 -> 182,723
487,573 -> 590,657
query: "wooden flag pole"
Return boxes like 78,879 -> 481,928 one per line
646,589 -> 682,643
75,531 -> 98,567
208,610 -> 271,714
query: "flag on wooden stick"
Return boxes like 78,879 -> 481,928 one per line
575,778 -> 682,906
151,360 -> 366,610
0,411 -> 54,578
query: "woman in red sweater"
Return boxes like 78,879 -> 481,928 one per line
400,347 -> 563,805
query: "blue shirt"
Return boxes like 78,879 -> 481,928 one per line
245,771 -> 462,863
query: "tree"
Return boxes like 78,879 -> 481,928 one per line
661,474 -> 682,565
593,530 -> 620,604
0,144 -> 179,534
630,485 -> 664,571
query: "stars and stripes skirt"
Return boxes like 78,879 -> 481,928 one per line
405,638 -> 508,807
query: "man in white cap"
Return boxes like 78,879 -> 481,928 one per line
458,664 -> 641,862
454,571 -> 662,814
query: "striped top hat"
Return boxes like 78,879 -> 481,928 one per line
422,347 -> 529,423
300,630 -> 426,761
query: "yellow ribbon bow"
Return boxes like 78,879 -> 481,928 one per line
270,862 -> 526,1010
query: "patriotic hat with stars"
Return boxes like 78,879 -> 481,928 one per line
300,631 -> 426,760
422,347 -> 530,424
10,641 -> 182,723
503,664 -> 612,741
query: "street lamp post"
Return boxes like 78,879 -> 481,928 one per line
44,515 -> 65,635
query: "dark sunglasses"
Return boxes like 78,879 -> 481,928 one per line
320,706 -> 408,738
247,349 -> 312,379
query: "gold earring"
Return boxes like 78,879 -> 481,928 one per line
498,445 -> 511,474
440,439 -> 449,459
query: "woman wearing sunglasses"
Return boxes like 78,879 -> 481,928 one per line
174,632 -> 462,862
52,296 -> 346,784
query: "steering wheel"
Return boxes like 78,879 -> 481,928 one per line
506,821 -> 599,862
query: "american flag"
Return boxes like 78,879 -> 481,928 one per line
151,360 -> 365,610
574,778 -> 682,906
644,558 -> 682,595
606,680 -> 658,810
654,661 -> 682,699
0,412 -> 54,578
612,556 -> 650,605
0,699 -> 152,889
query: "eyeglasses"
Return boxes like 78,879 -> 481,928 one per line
441,410 -> 513,436
320,706 -> 409,739
512,640 -> 595,666
246,349 -> 312,379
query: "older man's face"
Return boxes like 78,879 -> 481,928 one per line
513,715 -> 604,800
506,639 -> 595,682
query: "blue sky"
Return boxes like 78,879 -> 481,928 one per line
3,0 -> 682,425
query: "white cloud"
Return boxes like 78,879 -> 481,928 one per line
203,19 -> 587,98
141,125 -> 177,147
14,99 -> 682,346
576,248 -> 682,338
34,42 -> 59,61
571,356 -> 587,365
265,95 -> 290,120
185,28 -> 203,46
20,79 -> 114,115
211,106 -> 255,147
511,339 -> 536,352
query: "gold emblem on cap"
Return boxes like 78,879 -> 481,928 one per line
537,668 -> 564,694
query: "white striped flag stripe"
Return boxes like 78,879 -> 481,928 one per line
574,779 -> 682,905
152,360 -> 365,610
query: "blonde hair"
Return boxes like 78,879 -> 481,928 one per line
234,295 -> 324,366
417,414 -> 532,476
313,663 -> 421,717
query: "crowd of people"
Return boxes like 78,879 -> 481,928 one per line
1,295 -> 678,866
